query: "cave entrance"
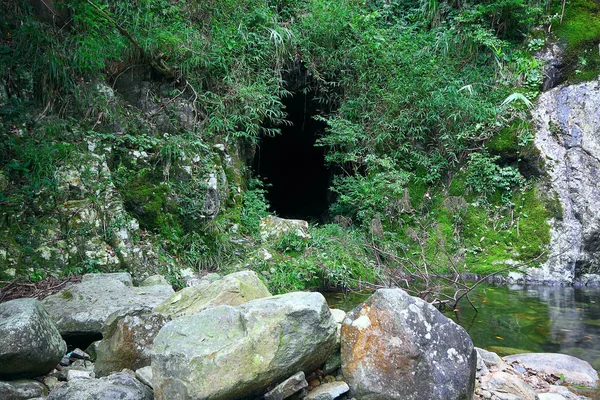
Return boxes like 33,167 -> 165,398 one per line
254,91 -> 330,221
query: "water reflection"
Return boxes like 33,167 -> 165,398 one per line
324,284 -> 600,369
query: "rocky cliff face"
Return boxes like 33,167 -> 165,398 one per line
528,79 -> 600,282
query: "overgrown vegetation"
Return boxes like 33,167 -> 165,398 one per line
0,0 -> 595,296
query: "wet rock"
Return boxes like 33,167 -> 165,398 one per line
47,370 -> 152,400
152,292 -> 337,400
42,273 -> 173,340
306,381 -> 349,400
260,216 -> 311,241
0,298 -> 66,379
341,288 -> 477,400
264,371 -> 308,400
95,309 -> 168,377
154,270 -> 271,317
0,379 -> 48,400
480,371 -> 538,400
504,353 -> 599,387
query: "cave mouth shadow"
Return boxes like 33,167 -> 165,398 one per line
253,91 -> 330,222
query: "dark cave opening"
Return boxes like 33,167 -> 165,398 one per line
254,91 -> 330,221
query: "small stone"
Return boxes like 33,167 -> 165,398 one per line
43,376 -> 60,391
140,275 -> 169,287
0,379 -> 48,400
476,348 -> 504,369
135,366 -> 153,388
308,379 -> 321,389
60,357 -> 71,366
67,369 -> 92,380
306,381 -> 349,400
68,348 -> 90,360
323,375 -> 336,384
264,371 -> 308,400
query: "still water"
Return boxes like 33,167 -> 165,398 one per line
325,284 -> 600,370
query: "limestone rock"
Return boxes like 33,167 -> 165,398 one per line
95,309 -> 169,377
47,371 -> 152,400
0,298 -> 66,379
530,80 -> 600,281
306,381 -> 349,400
0,380 -> 48,400
42,273 -> 173,339
152,292 -> 337,400
503,353 -> 599,387
260,216 -> 311,241
264,371 -> 308,400
341,288 -> 477,400
154,270 -> 271,317
481,372 -> 538,400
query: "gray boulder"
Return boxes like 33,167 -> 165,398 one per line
95,309 -> 169,377
42,273 -> 173,339
0,380 -> 48,400
341,288 -> 476,400
154,270 -> 271,317
480,371 -> 538,400
47,371 -> 152,400
504,353 -> 598,387
0,298 -> 66,379
305,382 -> 350,400
152,292 -> 337,400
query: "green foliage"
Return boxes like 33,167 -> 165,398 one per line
466,152 -> 525,201
240,178 -> 270,237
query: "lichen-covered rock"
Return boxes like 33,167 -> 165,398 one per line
503,353 -> 599,387
259,216 -> 311,241
530,79 -> 600,281
341,288 -> 476,400
0,379 -> 48,400
152,292 -> 337,400
42,273 -> 173,340
94,309 -> 169,377
47,370 -> 153,400
154,270 -> 271,317
0,298 -> 66,379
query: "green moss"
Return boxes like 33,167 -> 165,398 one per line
488,128 -> 519,154
553,0 -> 600,83
463,187 -> 551,275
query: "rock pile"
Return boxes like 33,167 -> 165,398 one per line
1,272 -> 597,400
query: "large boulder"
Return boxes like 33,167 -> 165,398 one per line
530,79 -> 600,281
42,273 -> 173,341
0,298 -> 66,379
341,288 -> 477,400
154,270 -> 271,317
504,353 -> 599,387
152,292 -> 337,400
94,309 -> 169,377
47,371 -> 152,400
